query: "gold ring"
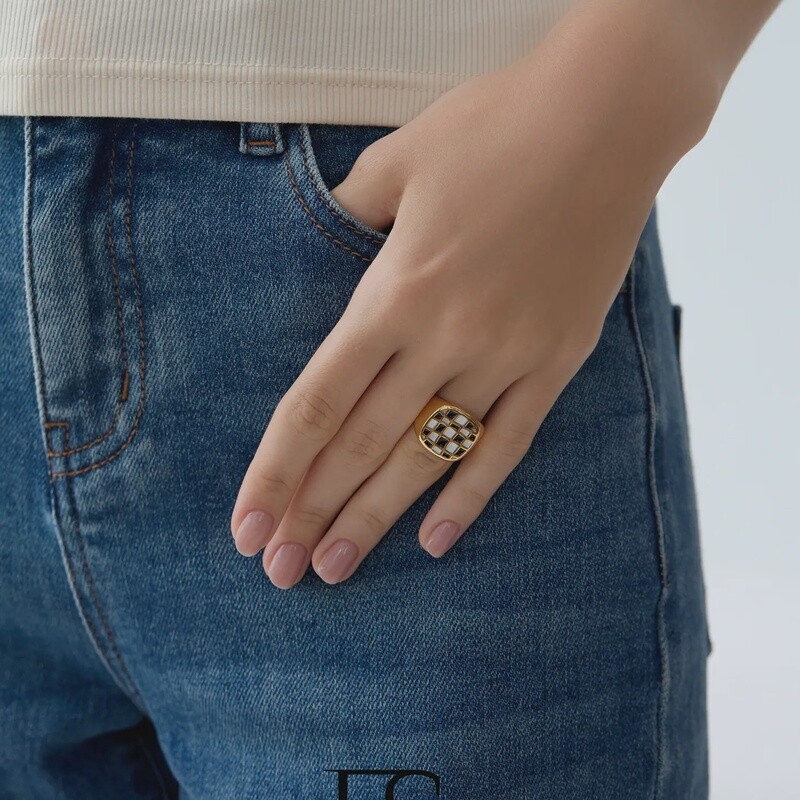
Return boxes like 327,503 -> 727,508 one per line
413,395 -> 484,462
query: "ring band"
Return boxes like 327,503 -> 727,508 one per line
413,395 -> 484,462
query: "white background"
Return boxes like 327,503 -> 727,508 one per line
656,2 -> 799,796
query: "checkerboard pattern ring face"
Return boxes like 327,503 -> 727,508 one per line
418,406 -> 481,461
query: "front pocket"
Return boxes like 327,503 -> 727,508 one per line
281,122 -> 395,264
24,118 -> 146,481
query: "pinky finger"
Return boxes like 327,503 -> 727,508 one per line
418,371 -> 558,558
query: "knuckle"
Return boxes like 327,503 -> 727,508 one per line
493,426 -> 534,462
351,141 -> 385,177
556,323 -> 604,368
340,421 -> 390,468
355,505 -> 389,534
459,481 -> 492,510
575,324 -> 604,360
253,466 -> 294,501
348,133 -> 407,217
402,436 -> 450,476
292,504 -> 331,528
352,135 -> 399,180
286,388 -> 340,441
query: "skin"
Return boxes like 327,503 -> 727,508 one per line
230,0 -> 782,588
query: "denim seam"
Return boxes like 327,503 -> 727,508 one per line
22,116 -> 144,710
21,117 -> 55,461
627,246 -> 671,800
296,123 -> 387,246
53,506 -> 146,708
283,145 -> 375,264
61,428 -> 148,707
51,120 -> 147,481
46,121 -> 131,458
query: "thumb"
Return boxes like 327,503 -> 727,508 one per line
329,141 -> 404,234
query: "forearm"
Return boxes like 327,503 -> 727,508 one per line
687,0 -> 784,92
503,0 -> 783,186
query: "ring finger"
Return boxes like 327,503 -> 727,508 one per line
300,374 -> 505,585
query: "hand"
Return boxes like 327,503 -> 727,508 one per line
229,0 -> 717,588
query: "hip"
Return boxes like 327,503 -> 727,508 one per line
0,114 -> 710,799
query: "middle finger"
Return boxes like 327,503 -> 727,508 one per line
264,372 -> 501,586
307,374 -> 502,584
259,348 -> 459,587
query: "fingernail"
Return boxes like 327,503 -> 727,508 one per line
316,539 -> 360,584
423,520 -> 461,557
234,510 -> 274,555
267,542 -> 309,588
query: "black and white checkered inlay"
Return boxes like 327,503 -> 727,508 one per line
420,406 -> 479,460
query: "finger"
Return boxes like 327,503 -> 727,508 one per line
305,375 -> 503,585
230,304 -> 396,556
259,348 -> 460,587
329,133 -> 404,234
418,371 -> 560,557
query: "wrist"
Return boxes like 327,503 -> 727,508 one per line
512,0 -> 723,180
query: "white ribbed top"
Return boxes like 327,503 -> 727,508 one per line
0,0 -> 578,125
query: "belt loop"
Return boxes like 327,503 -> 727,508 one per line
238,122 -> 284,156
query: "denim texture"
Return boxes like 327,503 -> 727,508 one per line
0,115 -> 710,799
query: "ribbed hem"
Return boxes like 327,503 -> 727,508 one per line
0,0 -> 578,125
0,59 -> 473,125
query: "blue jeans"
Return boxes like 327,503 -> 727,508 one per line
0,116 -> 710,799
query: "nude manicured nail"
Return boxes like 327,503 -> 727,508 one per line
316,539 -> 359,584
234,510 -> 274,555
267,542 -> 309,588
423,520 -> 461,557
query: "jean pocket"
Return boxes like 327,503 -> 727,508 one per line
282,122 -> 395,263
25,117 -> 147,481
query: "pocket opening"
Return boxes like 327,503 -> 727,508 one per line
295,123 -> 392,245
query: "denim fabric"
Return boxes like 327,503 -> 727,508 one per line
0,115 -> 710,799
